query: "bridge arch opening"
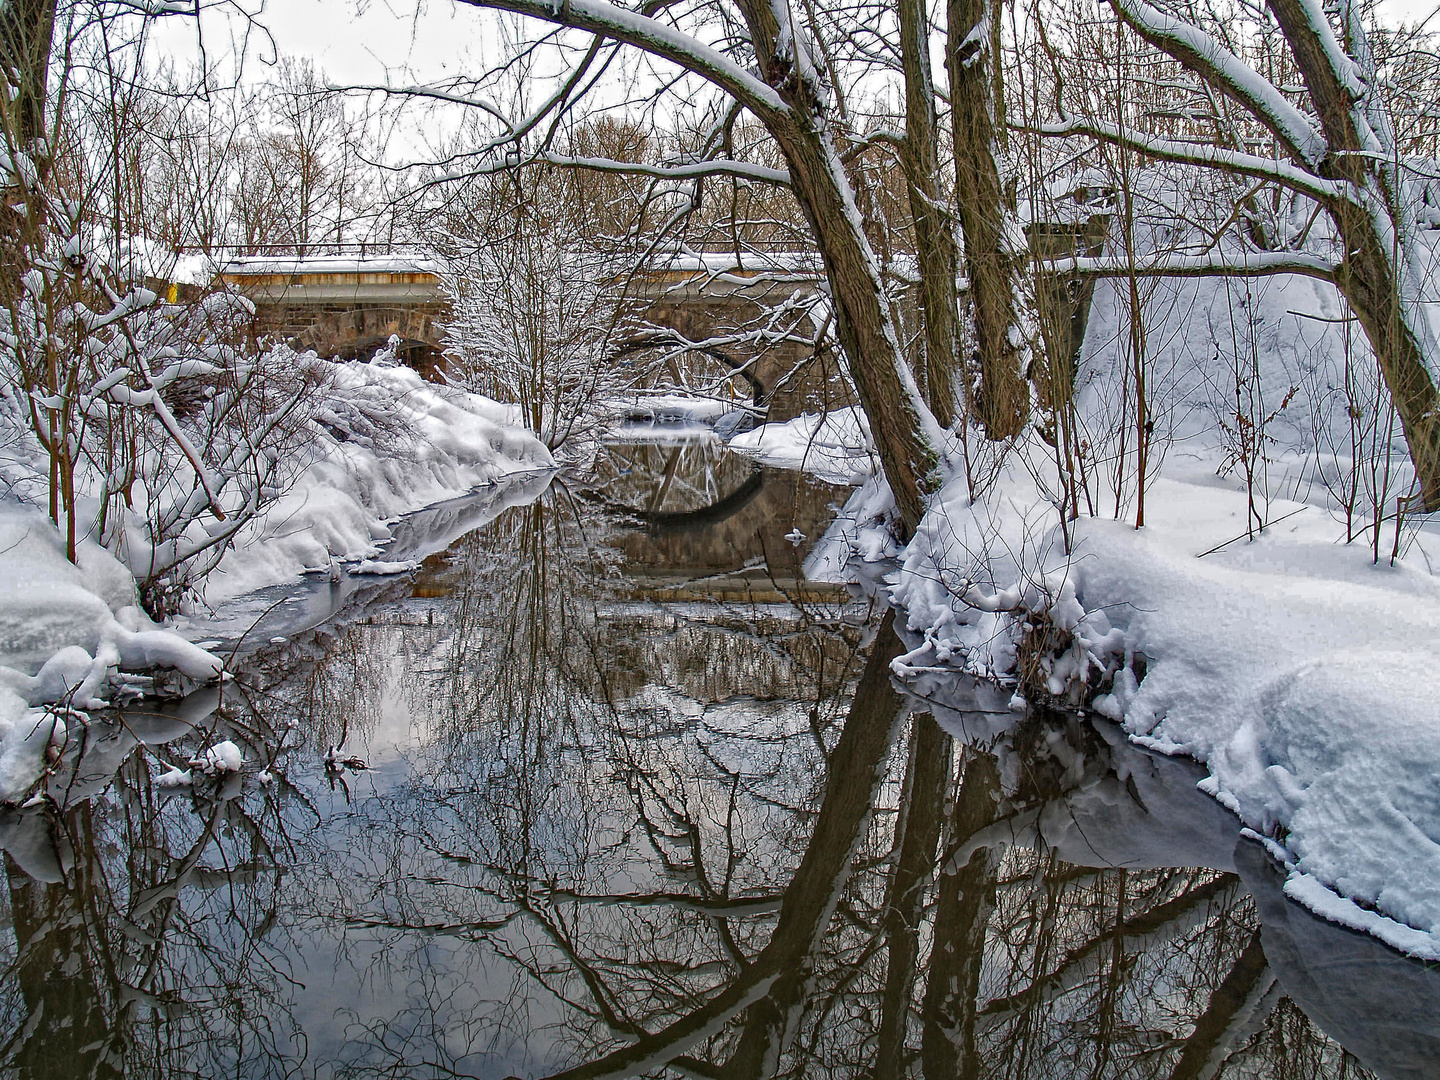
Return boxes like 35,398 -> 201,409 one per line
336,335 -> 447,378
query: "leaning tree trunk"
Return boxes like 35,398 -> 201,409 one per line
1331,199 -> 1440,512
733,0 -> 945,531
899,0 -> 962,429
947,0 -> 1032,439
1262,0 -> 1440,511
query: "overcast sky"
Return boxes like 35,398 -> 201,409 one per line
160,0 -> 1440,91
153,1 -> 486,88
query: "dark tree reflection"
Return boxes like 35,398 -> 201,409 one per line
0,441 -> 1422,1078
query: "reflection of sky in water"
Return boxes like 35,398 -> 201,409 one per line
0,444 -> 1431,1079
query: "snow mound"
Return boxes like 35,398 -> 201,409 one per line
0,502 -> 223,707
155,765 -> 192,788
191,740 -> 243,775
351,559 -> 419,576
0,502 -> 138,672
727,408 -> 877,485
205,360 -> 554,604
894,468 -> 1440,956
0,689 -> 65,803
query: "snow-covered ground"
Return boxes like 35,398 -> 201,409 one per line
0,355 -> 552,802
770,270 -> 1440,960
0,501 -> 226,801
201,358 -> 553,604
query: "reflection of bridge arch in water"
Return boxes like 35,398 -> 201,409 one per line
630,470 -> 765,533
589,437 -> 847,605
589,439 -> 765,532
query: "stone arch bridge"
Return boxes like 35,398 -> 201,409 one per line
218,253 -> 450,378
218,221 -> 1105,419
217,249 -> 838,413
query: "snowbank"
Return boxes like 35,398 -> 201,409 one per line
0,502 -> 227,802
889,451 -> 1440,959
726,407 -> 877,485
814,258 -> 1440,959
203,359 -> 554,604
0,502 -> 222,701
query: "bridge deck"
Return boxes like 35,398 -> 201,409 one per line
219,255 -> 442,304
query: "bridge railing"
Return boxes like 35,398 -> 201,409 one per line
176,241 -> 431,261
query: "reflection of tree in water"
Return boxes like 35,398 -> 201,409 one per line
0,472 -> 1397,1078
0,754 -> 308,1079
434,486 -> 630,730
325,620 -> 1374,1080
306,486 -> 874,1076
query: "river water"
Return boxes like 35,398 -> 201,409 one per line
1,431 -> 1436,1079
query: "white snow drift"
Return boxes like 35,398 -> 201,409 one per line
763,266 -> 1440,960
201,355 -> 554,603
0,352 -> 553,803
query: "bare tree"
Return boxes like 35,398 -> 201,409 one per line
1033,0 -> 1440,510
420,0 -> 949,531
434,138 -> 647,459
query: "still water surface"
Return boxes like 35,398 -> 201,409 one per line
1,433 -> 1436,1079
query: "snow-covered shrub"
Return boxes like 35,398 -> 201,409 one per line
435,168 -> 636,461
114,336 -> 332,617
306,335 -> 416,452
0,132 -> 342,615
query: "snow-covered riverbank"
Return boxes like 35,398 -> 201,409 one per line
0,358 -> 551,801
764,269 -> 1440,960
892,463 -> 1440,960
198,358 -> 554,605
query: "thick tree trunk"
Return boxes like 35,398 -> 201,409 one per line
899,0 -> 961,429
946,0 -> 1031,439
738,0 -> 943,532
782,127 -> 941,531
1262,0 -> 1440,510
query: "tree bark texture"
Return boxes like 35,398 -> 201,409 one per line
0,0 -> 56,149
899,0 -> 961,429
946,0 -> 1031,439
